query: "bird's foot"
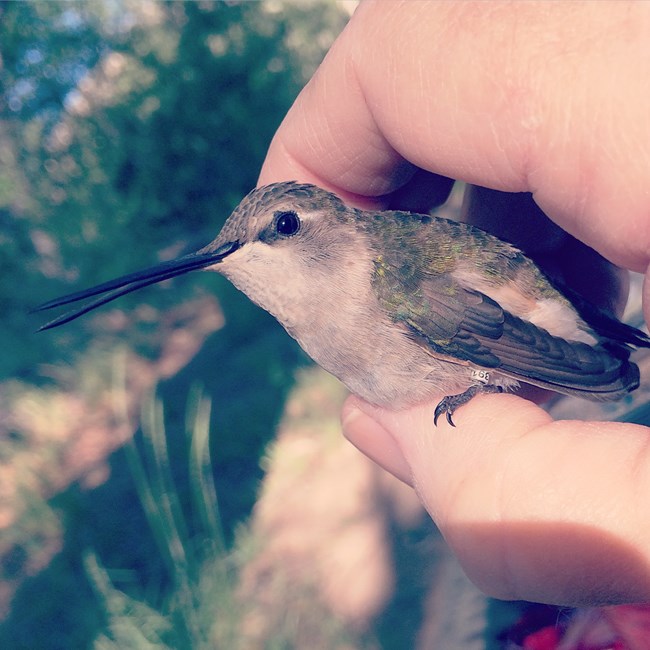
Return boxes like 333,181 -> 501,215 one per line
434,384 -> 504,427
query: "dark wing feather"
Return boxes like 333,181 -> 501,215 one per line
380,275 -> 638,400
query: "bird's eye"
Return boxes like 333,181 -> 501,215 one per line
275,211 -> 300,236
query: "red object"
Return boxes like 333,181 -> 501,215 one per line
523,625 -> 561,650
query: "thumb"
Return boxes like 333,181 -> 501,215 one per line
342,393 -> 650,606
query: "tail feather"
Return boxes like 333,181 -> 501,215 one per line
560,284 -> 650,349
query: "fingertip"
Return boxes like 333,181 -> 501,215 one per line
341,396 -> 413,486
350,393 -> 554,525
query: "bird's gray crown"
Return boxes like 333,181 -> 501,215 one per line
216,181 -> 349,246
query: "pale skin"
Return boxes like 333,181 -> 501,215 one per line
258,1 -> 650,606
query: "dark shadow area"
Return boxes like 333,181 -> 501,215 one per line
374,510 -> 440,649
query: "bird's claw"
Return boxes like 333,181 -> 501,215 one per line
433,398 -> 458,427
434,384 -> 503,427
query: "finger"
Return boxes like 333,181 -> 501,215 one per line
343,394 -> 650,606
342,397 -> 413,486
260,1 -> 650,272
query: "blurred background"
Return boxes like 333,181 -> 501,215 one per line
2,2 -> 649,649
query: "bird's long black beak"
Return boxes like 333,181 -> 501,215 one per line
34,240 -> 240,331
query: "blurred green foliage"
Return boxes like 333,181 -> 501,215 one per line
0,0 -> 347,378
0,2 -> 350,648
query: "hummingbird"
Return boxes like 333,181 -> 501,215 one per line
35,181 -> 650,425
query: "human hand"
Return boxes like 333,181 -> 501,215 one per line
258,1 -> 650,606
